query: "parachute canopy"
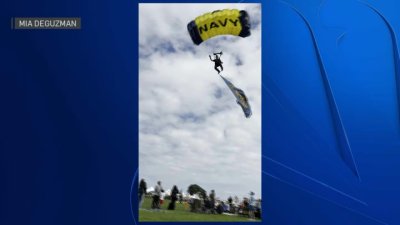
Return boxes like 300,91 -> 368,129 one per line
187,9 -> 251,45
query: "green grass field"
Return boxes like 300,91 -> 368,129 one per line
139,197 -> 260,222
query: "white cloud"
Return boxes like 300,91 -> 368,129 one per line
139,3 -> 261,200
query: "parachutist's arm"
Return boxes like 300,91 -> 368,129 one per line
209,55 -> 213,61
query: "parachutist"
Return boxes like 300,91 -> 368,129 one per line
209,52 -> 223,74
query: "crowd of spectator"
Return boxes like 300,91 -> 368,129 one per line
138,179 -> 261,220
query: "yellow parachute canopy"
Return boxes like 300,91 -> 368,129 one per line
187,9 -> 251,45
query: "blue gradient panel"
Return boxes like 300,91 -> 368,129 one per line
0,0 -> 136,224
264,0 -> 400,224
1,0 -> 400,225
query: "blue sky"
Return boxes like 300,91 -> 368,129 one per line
139,3 -> 261,200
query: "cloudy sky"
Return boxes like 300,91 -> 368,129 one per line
139,3 -> 261,200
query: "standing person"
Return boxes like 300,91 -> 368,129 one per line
138,179 -> 147,209
248,191 -> 256,220
209,52 -> 223,74
242,197 -> 249,216
209,190 -> 216,214
168,185 -> 179,210
152,181 -> 164,209
228,196 -> 234,213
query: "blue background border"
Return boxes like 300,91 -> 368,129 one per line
2,0 -> 400,224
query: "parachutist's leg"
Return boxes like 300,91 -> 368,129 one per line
220,65 -> 223,71
215,65 -> 220,74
